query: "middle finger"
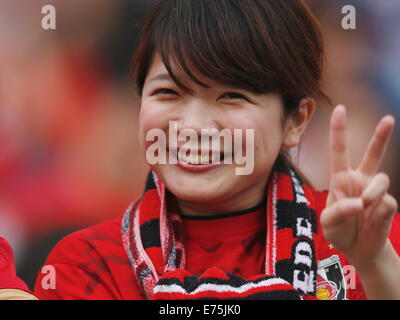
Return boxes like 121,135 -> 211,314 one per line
357,115 -> 395,177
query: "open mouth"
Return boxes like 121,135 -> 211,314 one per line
168,148 -> 230,165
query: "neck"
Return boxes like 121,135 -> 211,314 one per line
176,179 -> 268,217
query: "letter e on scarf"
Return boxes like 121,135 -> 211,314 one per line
293,270 -> 315,294
293,242 -> 314,293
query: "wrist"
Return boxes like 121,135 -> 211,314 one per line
349,241 -> 397,276
347,241 -> 400,300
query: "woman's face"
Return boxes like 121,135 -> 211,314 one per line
139,53 -> 292,215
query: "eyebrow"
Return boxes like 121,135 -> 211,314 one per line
148,73 -> 173,83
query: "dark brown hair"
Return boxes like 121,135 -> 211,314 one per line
131,0 -> 330,114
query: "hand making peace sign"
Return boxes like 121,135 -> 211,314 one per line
321,105 -> 398,267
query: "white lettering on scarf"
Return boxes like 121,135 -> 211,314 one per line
291,170 -> 315,294
293,270 -> 315,294
290,170 -> 309,205
294,242 -> 312,267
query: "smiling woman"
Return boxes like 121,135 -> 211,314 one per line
32,0 -> 400,301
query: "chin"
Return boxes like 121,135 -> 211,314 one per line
153,162 -> 245,203
168,184 -> 227,203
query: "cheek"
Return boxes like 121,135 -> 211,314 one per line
223,110 -> 284,157
256,120 -> 284,155
139,102 -> 165,130
139,102 -> 169,148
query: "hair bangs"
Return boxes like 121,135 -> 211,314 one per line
152,0 -> 278,95
132,0 -> 331,110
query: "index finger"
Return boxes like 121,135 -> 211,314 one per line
330,105 -> 349,174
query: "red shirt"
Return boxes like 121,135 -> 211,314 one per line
34,190 -> 400,300
183,204 -> 266,278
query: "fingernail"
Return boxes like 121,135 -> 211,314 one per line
335,105 -> 346,125
349,198 -> 363,210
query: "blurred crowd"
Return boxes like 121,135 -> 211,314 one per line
0,0 -> 399,290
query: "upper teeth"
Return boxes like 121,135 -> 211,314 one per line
178,152 -> 221,164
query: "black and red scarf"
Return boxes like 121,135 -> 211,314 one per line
121,156 -> 319,300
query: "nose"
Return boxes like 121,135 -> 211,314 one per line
177,99 -> 219,135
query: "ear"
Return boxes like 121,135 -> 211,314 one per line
283,98 -> 316,148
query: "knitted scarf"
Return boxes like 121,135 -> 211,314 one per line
121,156 -> 318,300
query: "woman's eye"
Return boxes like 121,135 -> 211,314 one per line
220,92 -> 248,101
152,88 -> 178,96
